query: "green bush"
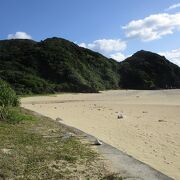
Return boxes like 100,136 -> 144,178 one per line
0,79 -> 19,121
0,79 -> 19,107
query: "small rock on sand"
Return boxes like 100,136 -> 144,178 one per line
158,119 -> 167,122
94,139 -> 102,145
117,114 -> 124,119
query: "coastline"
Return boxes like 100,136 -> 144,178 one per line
21,90 -> 180,179
23,108 -> 172,180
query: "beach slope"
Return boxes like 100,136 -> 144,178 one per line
21,90 -> 180,179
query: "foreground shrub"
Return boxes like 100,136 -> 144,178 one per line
0,79 -> 19,121
0,79 -> 19,107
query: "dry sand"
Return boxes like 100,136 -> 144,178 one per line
21,90 -> 180,179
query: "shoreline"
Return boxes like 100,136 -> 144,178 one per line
21,90 -> 180,179
24,108 -> 172,180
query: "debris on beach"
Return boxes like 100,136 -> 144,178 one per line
94,139 -> 102,145
117,114 -> 124,119
158,119 -> 167,122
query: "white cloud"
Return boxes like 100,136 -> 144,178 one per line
78,39 -> 127,54
123,13 -> 180,41
165,3 -> 180,11
78,43 -> 87,48
159,48 -> 180,66
7,32 -> 32,40
110,52 -> 126,62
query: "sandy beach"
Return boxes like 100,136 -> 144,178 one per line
21,90 -> 180,179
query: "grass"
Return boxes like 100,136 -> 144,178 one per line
0,108 -> 37,123
0,108 -> 115,179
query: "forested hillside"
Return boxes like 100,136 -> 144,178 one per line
0,38 -> 179,94
119,50 -> 180,89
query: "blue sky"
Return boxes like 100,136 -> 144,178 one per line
1,0 -> 180,66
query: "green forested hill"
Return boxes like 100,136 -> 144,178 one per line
0,38 -> 119,94
0,38 -> 179,94
119,50 -> 180,89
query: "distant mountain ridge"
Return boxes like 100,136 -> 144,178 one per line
119,50 -> 180,89
0,37 -> 179,94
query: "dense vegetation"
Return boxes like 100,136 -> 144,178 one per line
0,80 -> 20,121
0,80 -> 19,107
0,38 -> 179,94
119,50 -> 180,89
0,38 -> 119,94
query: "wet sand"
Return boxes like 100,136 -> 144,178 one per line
21,90 -> 180,179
